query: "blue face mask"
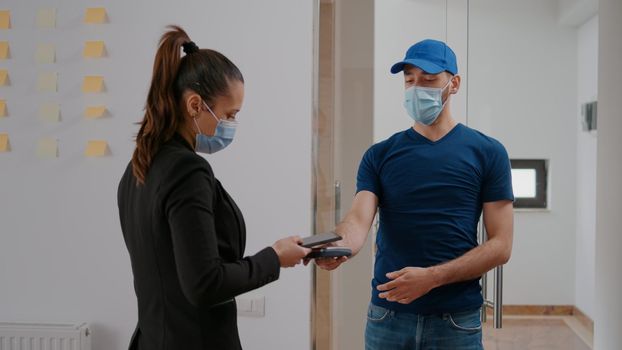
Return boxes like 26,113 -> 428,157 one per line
404,77 -> 453,126
193,102 -> 238,154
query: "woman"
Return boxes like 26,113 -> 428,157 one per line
117,26 -> 310,350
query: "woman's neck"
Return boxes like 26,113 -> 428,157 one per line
178,124 -> 197,150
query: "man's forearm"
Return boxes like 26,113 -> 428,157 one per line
330,191 -> 378,258
334,214 -> 372,256
429,236 -> 511,289
429,200 -> 513,288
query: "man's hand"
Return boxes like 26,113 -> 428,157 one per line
309,255 -> 348,270
303,190 -> 379,270
303,240 -> 348,270
376,267 -> 439,304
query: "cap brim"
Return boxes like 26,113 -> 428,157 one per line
390,59 -> 446,74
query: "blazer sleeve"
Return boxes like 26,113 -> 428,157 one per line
162,155 -> 281,307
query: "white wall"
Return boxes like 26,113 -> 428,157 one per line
575,15 -> 597,320
557,0 -> 598,27
595,0 -> 622,347
467,0 -> 577,305
375,0 -> 579,306
0,1 -> 313,349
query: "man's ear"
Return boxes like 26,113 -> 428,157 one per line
184,92 -> 203,117
450,75 -> 461,94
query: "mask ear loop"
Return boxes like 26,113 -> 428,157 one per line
440,75 -> 455,107
203,101 -> 220,123
192,100 -> 218,137
445,76 -> 454,89
188,93 -> 205,136
192,107 -> 205,137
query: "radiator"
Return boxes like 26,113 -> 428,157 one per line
0,323 -> 91,350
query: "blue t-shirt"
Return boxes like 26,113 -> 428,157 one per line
357,123 -> 513,315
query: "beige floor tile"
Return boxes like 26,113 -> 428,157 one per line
483,316 -> 592,350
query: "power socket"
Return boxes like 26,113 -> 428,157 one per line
236,296 -> 265,317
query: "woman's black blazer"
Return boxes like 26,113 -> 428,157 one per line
118,134 -> 280,350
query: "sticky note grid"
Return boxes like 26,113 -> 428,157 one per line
0,7 -> 113,159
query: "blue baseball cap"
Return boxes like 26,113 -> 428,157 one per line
390,39 -> 458,75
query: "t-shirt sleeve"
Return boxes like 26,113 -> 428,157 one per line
356,146 -> 381,197
482,140 -> 514,203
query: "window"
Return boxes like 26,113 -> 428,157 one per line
510,159 -> 548,209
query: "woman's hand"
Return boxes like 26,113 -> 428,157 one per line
272,236 -> 312,268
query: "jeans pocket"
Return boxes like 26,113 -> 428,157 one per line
447,309 -> 482,332
367,303 -> 392,322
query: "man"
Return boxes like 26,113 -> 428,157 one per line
316,39 -> 514,349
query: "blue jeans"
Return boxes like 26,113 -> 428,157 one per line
365,303 -> 483,350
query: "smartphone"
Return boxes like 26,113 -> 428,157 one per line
300,232 -> 342,248
305,247 -> 352,259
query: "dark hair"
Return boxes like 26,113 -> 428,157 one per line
131,25 -> 244,184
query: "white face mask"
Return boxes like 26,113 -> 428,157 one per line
193,102 -> 238,154
404,77 -> 453,126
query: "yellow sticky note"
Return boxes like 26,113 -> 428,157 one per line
84,140 -> 108,157
37,8 -> 56,28
37,72 -> 57,92
0,10 -> 10,29
84,8 -> 107,24
82,76 -> 104,93
0,41 -> 9,59
39,102 -> 60,122
0,100 -> 6,117
36,137 -> 58,158
0,133 -> 9,152
83,41 -> 106,58
85,106 -> 106,119
0,69 -> 8,86
36,43 -> 55,64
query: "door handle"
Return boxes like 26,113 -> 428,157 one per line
334,181 -> 341,225
479,216 -> 503,328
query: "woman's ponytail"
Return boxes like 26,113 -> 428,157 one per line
132,25 -> 190,184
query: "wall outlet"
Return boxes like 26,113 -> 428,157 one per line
236,296 -> 265,317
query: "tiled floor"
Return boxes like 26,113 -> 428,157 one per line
483,316 -> 592,350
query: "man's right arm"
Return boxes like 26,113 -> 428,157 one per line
315,190 -> 378,270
